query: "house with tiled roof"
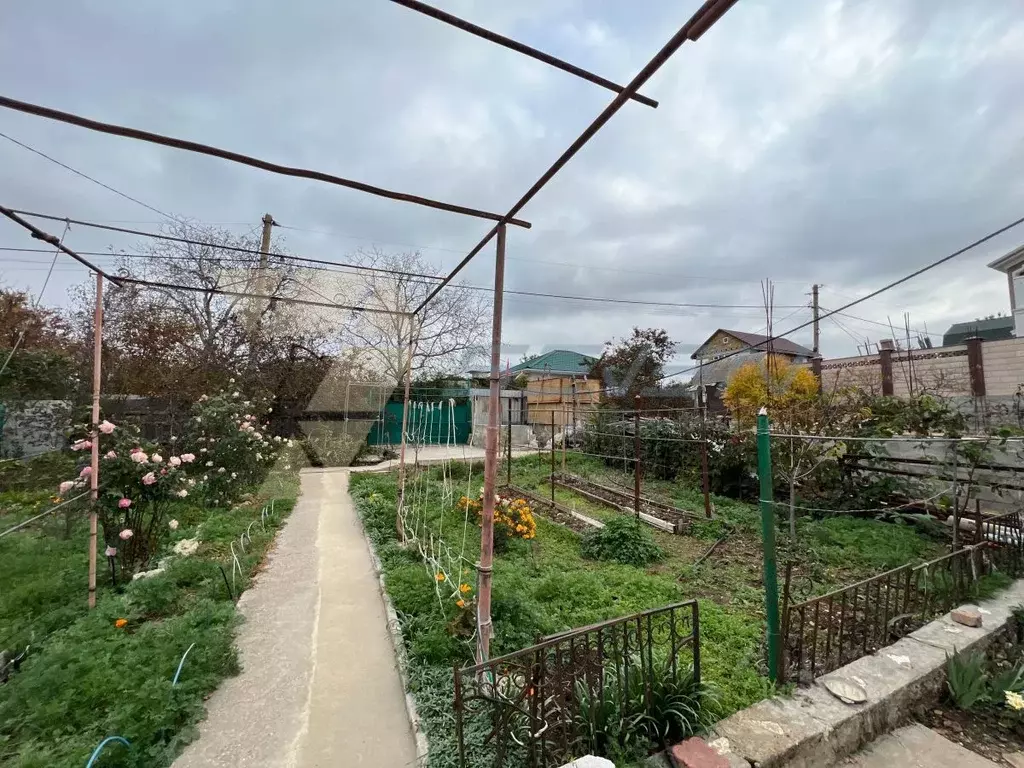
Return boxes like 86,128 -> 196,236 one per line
688,329 -> 815,407
483,349 -> 601,429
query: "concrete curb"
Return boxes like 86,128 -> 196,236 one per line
355,489 -> 431,763
711,578 -> 1024,767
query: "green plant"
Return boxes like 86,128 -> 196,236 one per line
580,516 -> 663,567
1011,604 -> 1024,643
572,654 -> 712,760
946,649 -> 989,711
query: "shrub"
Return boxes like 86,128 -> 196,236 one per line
183,387 -> 288,506
580,516 -> 662,567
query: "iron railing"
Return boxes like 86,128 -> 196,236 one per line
453,600 -> 700,768
781,530 -> 1024,684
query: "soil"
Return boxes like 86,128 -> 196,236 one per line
553,471 -> 695,530
918,706 -> 1024,765
917,632 -> 1024,766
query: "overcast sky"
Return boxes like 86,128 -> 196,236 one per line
2,0 -> 1023,377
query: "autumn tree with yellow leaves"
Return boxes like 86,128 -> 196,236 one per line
724,355 -> 848,537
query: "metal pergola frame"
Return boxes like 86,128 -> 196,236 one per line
0,0 -> 740,654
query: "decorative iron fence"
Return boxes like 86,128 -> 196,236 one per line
453,600 -> 700,768
781,533 -> 1024,684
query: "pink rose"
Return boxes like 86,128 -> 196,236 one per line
79,466 -> 92,478
104,546 -> 118,557
118,498 -> 132,509
98,420 -> 116,434
71,439 -> 92,451
168,456 -> 182,467
119,529 -> 133,540
105,450 -> 117,459
58,480 -> 75,494
131,451 -> 148,464
142,472 -> 157,485
151,453 -> 163,464
160,468 -> 167,476
180,453 -> 196,463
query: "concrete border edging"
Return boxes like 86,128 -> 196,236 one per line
356,493 -> 431,762
710,578 -> 1024,768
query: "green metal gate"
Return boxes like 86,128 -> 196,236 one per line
367,400 -> 471,446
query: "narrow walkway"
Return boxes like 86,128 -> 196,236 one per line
173,469 -> 417,768
841,723 -> 997,767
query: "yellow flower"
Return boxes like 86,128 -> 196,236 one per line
456,599 -> 466,608
114,618 -> 128,629
460,583 -> 471,594
435,572 -> 445,582
1006,690 -> 1024,711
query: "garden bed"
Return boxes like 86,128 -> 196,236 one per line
351,453 -> 954,767
0,400 -> 302,768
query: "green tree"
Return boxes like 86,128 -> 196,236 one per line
597,327 -> 677,404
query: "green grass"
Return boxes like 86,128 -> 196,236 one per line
351,452 -> 968,767
0,453 -> 301,767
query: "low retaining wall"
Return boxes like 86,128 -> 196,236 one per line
712,579 -> 1024,767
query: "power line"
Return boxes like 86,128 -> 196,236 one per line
0,131 -> 173,220
5,209 -> 442,280
1,244 -> 811,312
657,211 -> 1024,381
820,304 -> 928,337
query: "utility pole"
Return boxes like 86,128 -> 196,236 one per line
811,283 -> 820,356
259,213 -> 274,270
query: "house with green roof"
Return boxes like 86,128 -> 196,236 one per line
508,349 -> 598,378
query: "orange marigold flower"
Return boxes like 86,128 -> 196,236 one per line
435,572 -> 446,582
460,583 -> 471,593
114,618 -> 128,628
456,599 -> 466,608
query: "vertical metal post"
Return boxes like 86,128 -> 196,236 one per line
88,273 -> 103,608
550,410 -> 556,504
507,396 -> 512,487
477,222 -> 506,663
811,283 -> 820,355
633,395 -> 641,520
561,404 -> 567,472
396,316 -> 416,540
757,409 -> 781,681
698,386 -> 712,518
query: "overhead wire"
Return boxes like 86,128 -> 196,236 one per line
656,211 -> 1024,381
0,131 -> 173,220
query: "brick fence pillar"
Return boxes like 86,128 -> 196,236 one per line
879,344 -> 894,396
811,356 -> 822,393
966,336 -> 986,397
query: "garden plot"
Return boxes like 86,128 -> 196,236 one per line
0,392 -> 302,768
350,453 -> 953,768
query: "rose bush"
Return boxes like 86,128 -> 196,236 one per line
184,383 -> 289,506
60,418 -> 197,575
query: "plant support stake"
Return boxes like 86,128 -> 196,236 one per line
757,408 -> 781,681
88,273 -> 103,609
476,222 -> 506,664
634,395 -> 641,520
550,409 -> 556,504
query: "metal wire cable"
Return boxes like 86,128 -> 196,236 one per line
0,490 -> 91,539
658,211 -> 1024,381
0,131 -> 173,219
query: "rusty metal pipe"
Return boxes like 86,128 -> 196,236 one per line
0,95 -> 531,229
413,0 -> 740,314
391,0 -> 658,108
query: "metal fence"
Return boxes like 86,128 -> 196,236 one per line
453,600 -> 700,768
781,519 -> 1024,684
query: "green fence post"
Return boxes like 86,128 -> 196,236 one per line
757,408 -> 781,682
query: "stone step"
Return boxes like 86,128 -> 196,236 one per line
840,723 -> 997,768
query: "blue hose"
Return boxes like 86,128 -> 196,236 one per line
172,643 -> 196,686
85,736 -> 129,767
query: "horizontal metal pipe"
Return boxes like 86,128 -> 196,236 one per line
0,94 -> 531,229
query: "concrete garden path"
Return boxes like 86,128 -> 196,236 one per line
173,469 -> 418,768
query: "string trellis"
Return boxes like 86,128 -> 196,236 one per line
396,399 -> 478,614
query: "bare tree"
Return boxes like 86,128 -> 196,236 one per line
68,220 -> 336,401
341,248 -> 489,384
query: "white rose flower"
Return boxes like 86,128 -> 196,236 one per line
206,461 -> 213,467
218,467 -> 226,474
